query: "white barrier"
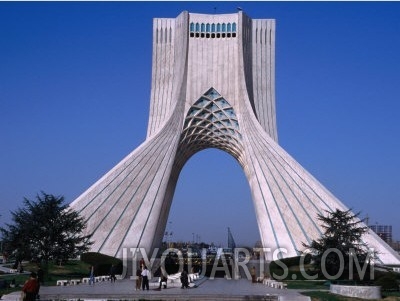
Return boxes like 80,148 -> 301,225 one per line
56,280 -> 68,286
330,284 -> 381,300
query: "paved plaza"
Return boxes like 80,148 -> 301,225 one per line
2,277 -> 311,301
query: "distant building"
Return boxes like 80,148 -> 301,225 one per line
227,227 -> 236,250
370,224 -> 392,244
391,240 -> 400,253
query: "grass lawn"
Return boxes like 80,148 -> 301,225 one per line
285,279 -> 329,290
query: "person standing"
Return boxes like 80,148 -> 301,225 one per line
109,264 -> 116,283
180,269 -> 189,289
141,266 -> 150,291
37,266 -> 44,285
250,266 -> 256,283
18,261 -> 23,273
135,267 -> 142,290
22,272 -> 40,301
158,274 -> 168,289
89,265 -> 95,285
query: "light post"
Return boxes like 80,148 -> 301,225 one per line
167,222 -> 172,248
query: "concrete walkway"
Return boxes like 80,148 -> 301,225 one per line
2,278 -> 311,301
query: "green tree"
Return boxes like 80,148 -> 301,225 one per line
303,208 -> 374,281
0,192 -> 92,266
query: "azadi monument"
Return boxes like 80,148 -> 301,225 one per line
70,11 -> 400,265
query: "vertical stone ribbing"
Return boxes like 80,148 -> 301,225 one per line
252,19 -> 277,141
269,21 -> 277,141
147,18 -> 177,138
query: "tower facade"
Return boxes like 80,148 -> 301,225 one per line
70,11 -> 400,265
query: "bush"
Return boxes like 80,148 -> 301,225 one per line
375,272 -> 399,291
80,252 -> 123,276
269,255 -> 315,280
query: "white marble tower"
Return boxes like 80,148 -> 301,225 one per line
70,11 -> 400,265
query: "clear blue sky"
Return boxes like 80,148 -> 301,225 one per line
1,2 -> 399,248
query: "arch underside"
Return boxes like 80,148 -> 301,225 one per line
70,88 -> 400,265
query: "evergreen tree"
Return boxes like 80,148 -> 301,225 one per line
303,208 -> 374,280
1,192 -> 92,266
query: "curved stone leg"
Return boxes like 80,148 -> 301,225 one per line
70,116 -> 182,258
